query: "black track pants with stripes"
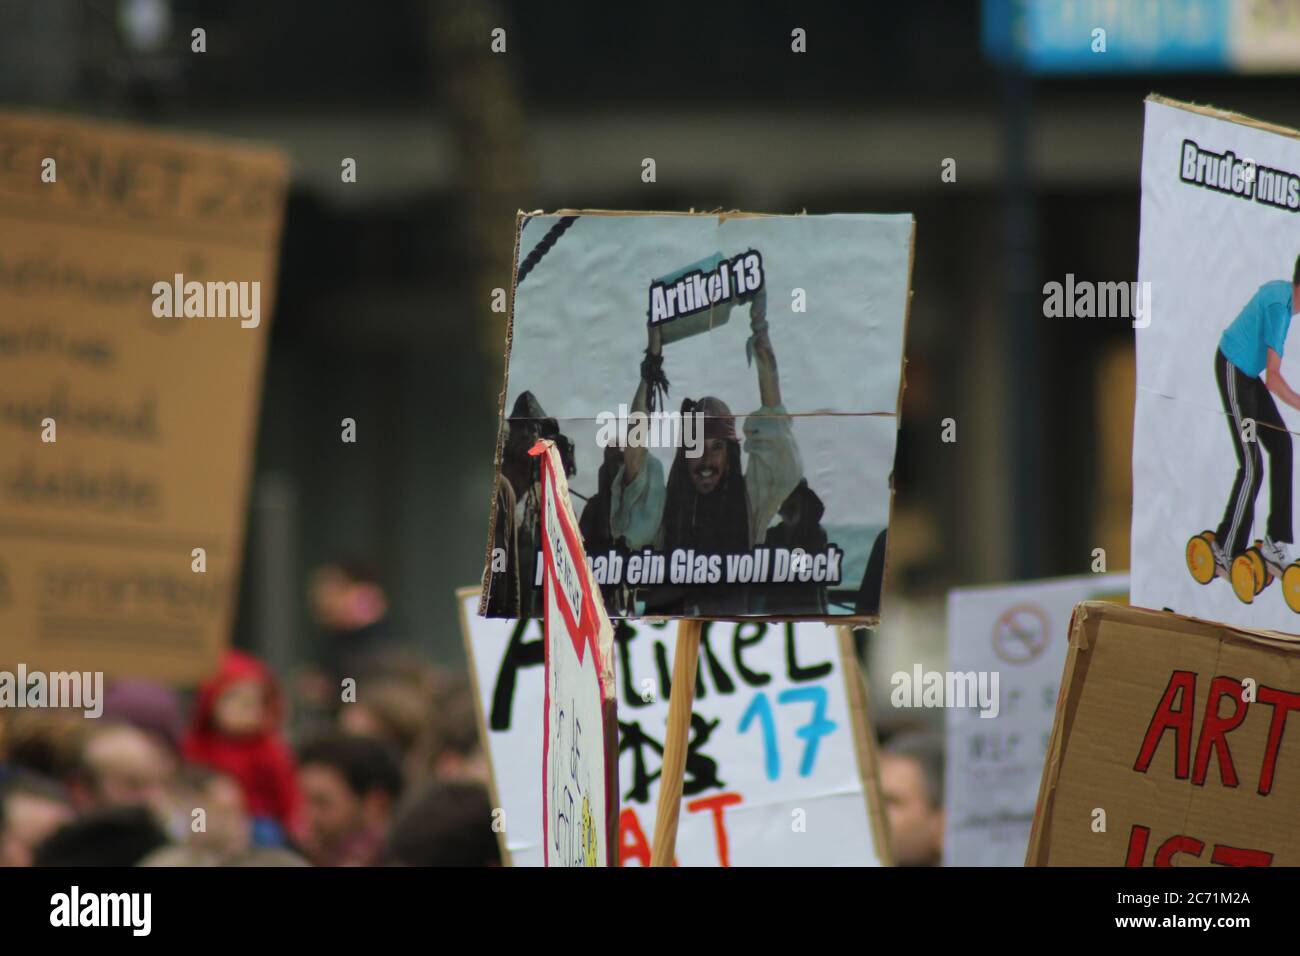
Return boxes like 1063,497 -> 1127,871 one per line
1215,347 -> 1293,557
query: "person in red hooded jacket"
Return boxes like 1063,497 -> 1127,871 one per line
183,651 -> 302,844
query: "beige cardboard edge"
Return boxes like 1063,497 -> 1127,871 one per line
1024,601 -> 1096,866
538,208 -> 802,220
455,585 -> 515,867
478,212 -> 527,617
1080,599 -> 1300,650
479,209 -> 916,627
217,153 -> 292,684
1146,93 -> 1300,141
876,219 -> 916,625
0,107 -> 291,168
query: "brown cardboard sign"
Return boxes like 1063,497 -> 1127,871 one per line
0,111 -> 289,682
1028,602 -> 1300,866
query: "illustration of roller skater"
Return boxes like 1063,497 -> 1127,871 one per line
1187,257 -> 1300,610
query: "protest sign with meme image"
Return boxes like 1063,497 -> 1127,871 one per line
944,573 -> 1127,867
0,111 -> 288,682
1027,602 -> 1300,867
481,210 -> 913,623
1133,96 -> 1300,632
459,588 -> 891,866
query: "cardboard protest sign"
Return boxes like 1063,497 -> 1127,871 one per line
481,210 -> 913,623
0,111 -> 288,682
534,440 -> 619,866
1027,602 -> 1300,867
1132,95 -> 1300,632
944,573 -> 1127,867
459,588 -> 891,866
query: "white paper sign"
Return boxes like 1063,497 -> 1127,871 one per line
944,573 -> 1128,867
1133,96 -> 1300,632
461,591 -> 886,867
536,441 -> 617,867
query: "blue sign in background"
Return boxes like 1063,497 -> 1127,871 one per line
983,0 -> 1232,73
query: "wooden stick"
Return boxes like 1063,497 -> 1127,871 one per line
837,626 -> 894,866
649,618 -> 703,867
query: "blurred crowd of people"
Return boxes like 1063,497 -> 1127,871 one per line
0,559 -> 950,868
0,563 -> 501,868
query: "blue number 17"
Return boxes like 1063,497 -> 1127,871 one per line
738,687 -> 837,780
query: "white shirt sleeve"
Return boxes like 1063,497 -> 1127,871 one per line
742,404 -> 803,547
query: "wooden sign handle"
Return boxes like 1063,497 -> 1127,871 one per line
649,618 -> 703,867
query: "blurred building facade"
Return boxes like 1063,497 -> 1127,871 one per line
4,0 -> 1300,668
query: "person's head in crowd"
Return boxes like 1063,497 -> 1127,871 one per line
309,561 -> 389,636
338,677 -> 427,769
162,765 -> 252,862
33,805 -> 169,867
413,674 -> 487,784
3,710 -> 84,781
307,561 -> 401,693
385,779 -> 501,867
879,729 -> 945,867
101,679 -> 184,756
0,771 -> 74,867
183,650 -> 301,840
68,721 -> 175,817
139,844 -> 311,867
297,732 -> 403,866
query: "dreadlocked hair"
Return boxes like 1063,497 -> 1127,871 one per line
660,397 -> 749,556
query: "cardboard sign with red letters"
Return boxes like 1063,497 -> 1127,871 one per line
1028,602 -> 1300,866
